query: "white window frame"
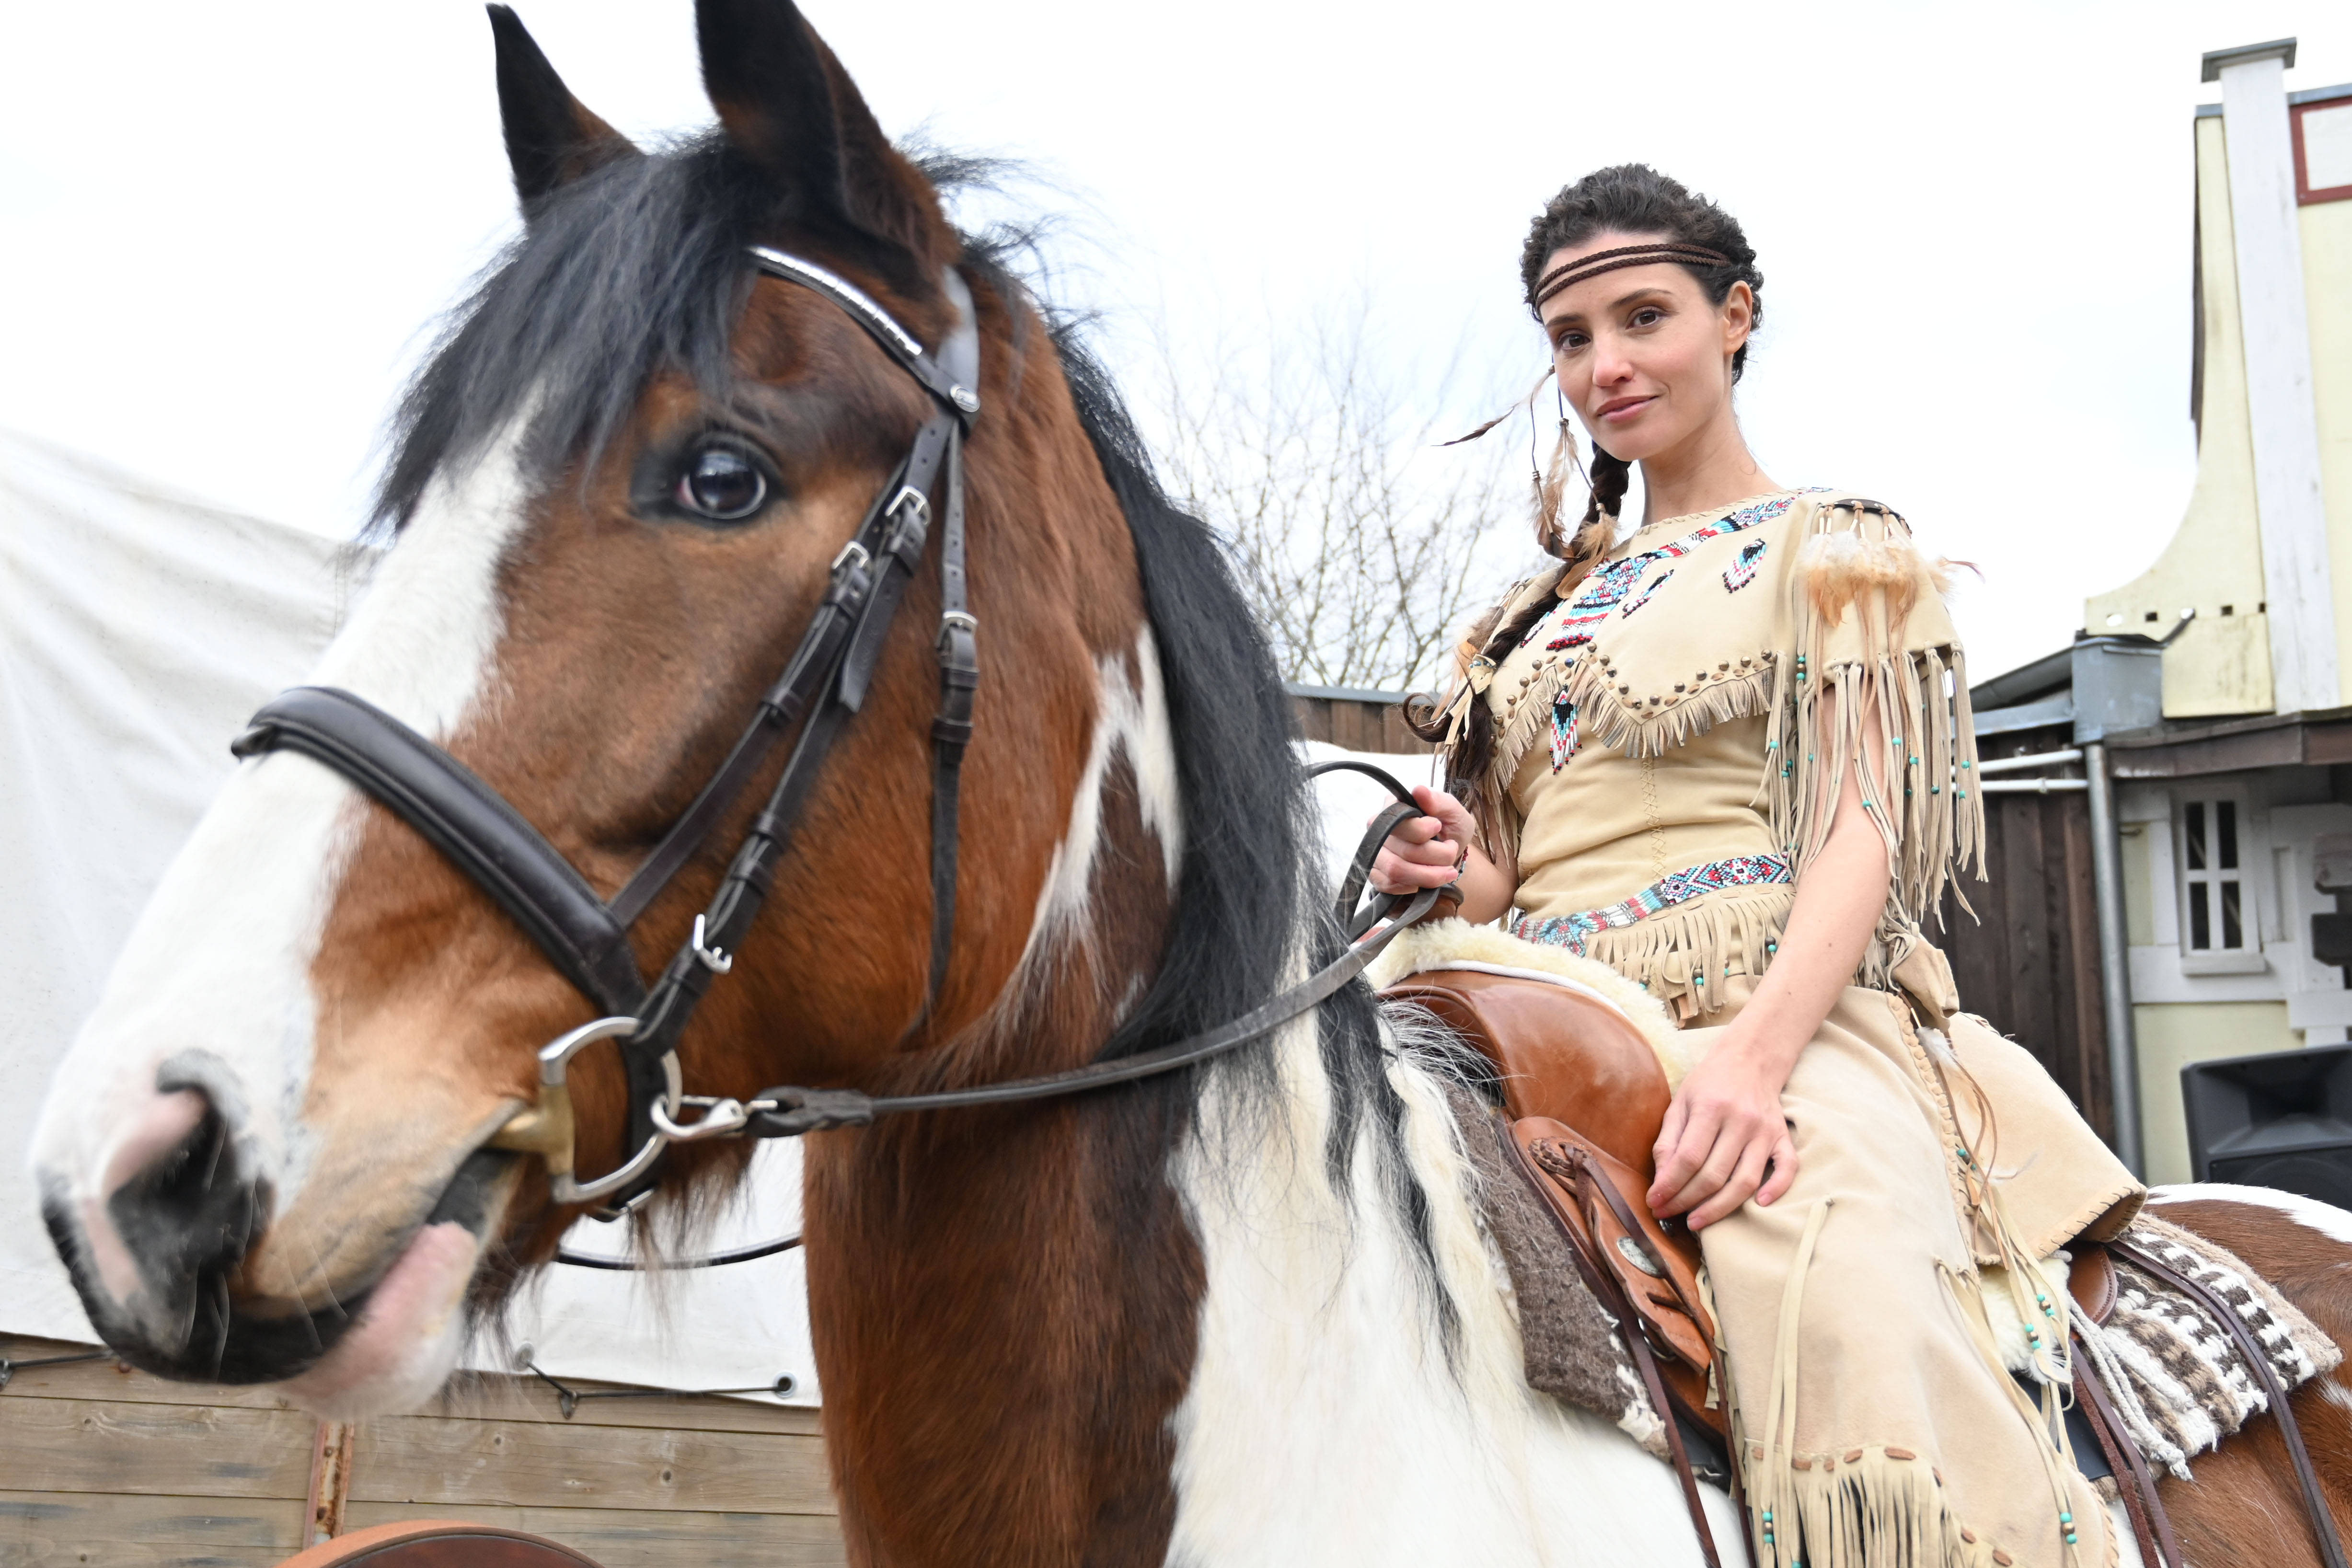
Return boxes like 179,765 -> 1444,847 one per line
2175,784 -> 2268,974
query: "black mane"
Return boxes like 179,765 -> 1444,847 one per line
376,134 -> 767,530
1017,300 -> 1453,1352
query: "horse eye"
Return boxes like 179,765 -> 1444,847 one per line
676,447 -> 767,521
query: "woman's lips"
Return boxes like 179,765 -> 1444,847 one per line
1597,396 -> 1654,424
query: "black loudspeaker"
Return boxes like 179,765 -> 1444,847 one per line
2181,1045 -> 2352,1206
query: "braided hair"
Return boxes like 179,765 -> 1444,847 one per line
1408,166 -> 1764,840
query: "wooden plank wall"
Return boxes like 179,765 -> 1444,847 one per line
0,1335 -> 843,1568
1288,692 -> 1434,755
1938,787 -> 2114,1144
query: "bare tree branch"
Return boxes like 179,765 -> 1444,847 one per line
1142,298 -> 1523,693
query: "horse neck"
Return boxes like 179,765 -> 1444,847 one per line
795,617 -> 1213,1563
799,849 -> 1505,1566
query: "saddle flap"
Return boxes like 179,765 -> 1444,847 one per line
2070,1242 -> 2117,1326
1509,1116 -> 1717,1385
1380,968 -> 1671,1172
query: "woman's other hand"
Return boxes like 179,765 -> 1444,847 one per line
1643,698 -> 1893,1231
1646,1042 -> 1800,1231
1369,786 -> 1474,893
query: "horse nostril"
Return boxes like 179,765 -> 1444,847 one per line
105,1089 -> 265,1289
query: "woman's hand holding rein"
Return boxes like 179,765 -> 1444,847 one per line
1367,785 -> 1515,926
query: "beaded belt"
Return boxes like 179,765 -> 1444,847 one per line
1511,853 -> 1792,956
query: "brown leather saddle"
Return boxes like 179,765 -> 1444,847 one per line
1381,972 -> 1721,1424
274,1522 -> 605,1566
1381,967 -> 2126,1568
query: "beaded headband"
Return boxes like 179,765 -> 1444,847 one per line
1532,242 -> 1733,308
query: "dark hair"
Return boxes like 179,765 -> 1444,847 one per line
1407,166 -> 1763,823
1522,164 -> 1764,537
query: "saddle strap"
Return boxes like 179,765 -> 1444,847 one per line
2110,1238 -> 2349,1568
1501,1118 -> 1737,1568
1622,1292 -> 1726,1568
2072,1329 -> 2184,1568
1522,1128 -> 1716,1375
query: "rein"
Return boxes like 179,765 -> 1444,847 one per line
230,245 -> 1441,1252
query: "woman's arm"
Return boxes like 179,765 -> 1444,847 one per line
1647,716 -> 1893,1230
1368,786 -> 1517,925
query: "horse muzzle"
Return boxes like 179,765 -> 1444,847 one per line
40,1074 -> 518,1395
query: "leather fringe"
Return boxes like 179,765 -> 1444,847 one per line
1569,887 -> 1802,1024
1767,506 -> 1983,934
1563,656 -> 1780,761
1740,1437 -> 2004,1568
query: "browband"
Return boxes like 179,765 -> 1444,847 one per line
1533,242 -> 1732,309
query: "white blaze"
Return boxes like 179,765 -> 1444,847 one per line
29,433 -> 533,1309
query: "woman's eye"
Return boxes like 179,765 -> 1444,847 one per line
676,447 -> 768,521
1554,333 -> 1587,354
1630,308 -> 1663,327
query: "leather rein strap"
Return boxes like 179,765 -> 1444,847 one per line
230,242 -> 1441,1231
2069,1327 -> 2184,1568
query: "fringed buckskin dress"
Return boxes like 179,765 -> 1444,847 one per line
1454,490 -> 2144,1568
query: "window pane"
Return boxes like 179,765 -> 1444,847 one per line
2218,800 -> 2239,870
2190,881 -> 2211,950
2186,801 -> 2207,870
2306,101 -> 2352,191
2222,879 -> 2243,949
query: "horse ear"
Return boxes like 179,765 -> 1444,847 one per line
487,5 -> 640,208
695,0 -> 954,267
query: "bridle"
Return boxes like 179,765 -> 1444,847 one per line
231,244 -> 1439,1243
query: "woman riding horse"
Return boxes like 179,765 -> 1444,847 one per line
1374,166 -> 2141,1568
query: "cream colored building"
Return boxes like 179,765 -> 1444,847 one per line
2007,40 -> 2352,1185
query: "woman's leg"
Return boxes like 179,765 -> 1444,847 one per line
1695,982 -> 2110,1568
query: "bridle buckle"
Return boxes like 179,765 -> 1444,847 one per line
887,485 -> 931,526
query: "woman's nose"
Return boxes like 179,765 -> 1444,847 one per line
1589,334 -> 1634,386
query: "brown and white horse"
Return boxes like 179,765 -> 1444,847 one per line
26,2 -> 2352,1562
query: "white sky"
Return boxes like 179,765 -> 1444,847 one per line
3,1 -> 2347,681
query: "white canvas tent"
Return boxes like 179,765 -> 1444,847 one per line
0,428 -> 815,1405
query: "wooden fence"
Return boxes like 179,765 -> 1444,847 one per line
1286,684 -> 1434,755
1937,760 -> 2114,1144
0,1333 -> 842,1567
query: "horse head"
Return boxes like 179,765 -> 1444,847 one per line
29,0 -> 1296,1436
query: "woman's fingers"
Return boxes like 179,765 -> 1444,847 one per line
1754,1129 -> 1799,1207
1648,1102 -> 1716,1214
1659,1121 -> 1747,1219
1365,789 -> 1480,894
1366,806 -> 1466,893
1414,785 -> 1477,843
1368,852 -> 1461,892
1686,1137 -> 1775,1231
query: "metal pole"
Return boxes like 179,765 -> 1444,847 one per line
2083,738 -> 2143,1176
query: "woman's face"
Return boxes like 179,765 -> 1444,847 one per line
1537,231 -> 1753,465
